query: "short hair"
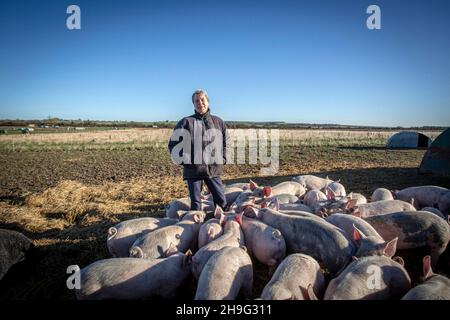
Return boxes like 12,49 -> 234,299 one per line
192,89 -> 209,104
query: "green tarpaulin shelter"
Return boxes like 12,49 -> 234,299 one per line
419,128 -> 450,175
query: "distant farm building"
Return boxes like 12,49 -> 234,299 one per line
19,128 -> 33,134
386,131 -> 432,149
420,128 -> 450,176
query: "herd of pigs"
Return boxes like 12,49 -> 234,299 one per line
76,175 -> 450,300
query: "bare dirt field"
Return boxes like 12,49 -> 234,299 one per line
0,129 -> 449,300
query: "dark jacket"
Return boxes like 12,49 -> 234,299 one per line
168,109 -> 229,179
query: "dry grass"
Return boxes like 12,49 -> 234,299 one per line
2,178 -> 187,233
0,128 -> 443,151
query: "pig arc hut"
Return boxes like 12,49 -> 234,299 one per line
386,131 -> 432,149
420,128 -> 450,176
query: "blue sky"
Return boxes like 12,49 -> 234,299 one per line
0,0 -> 449,126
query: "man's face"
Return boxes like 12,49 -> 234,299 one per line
194,93 -> 209,115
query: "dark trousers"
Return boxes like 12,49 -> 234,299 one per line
187,177 -> 227,211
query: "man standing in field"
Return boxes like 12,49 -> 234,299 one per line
168,89 -> 229,211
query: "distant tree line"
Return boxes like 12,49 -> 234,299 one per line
0,118 -> 446,131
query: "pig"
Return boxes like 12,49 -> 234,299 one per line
260,253 -> 326,300
129,211 -> 205,259
254,208 -> 355,275
326,213 -> 383,241
303,190 -> 327,208
107,217 -> 178,257
421,207 -> 446,220
231,190 -> 259,214
191,213 -> 245,279
326,181 -> 346,197
250,180 -> 306,198
324,255 -> 411,300
278,203 -> 314,213
261,194 -> 299,205
325,213 -> 399,258
347,200 -> 416,218
371,188 -> 394,202
76,251 -> 192,300
402,255 -> 450,300
394,186 -> 450,213
165,197 -> 214,219
194,246 -> 253,300
198,217 -> 224,248
346,192 -> 367,205
320,192 -> 367,215
247,197 -> 319,219
291,175 -> 332,191
263,196 -> 313,213
365,211 -> 450,266
0,229 -> 35,281
240,216 -> 286,267
264,197 -> 314,215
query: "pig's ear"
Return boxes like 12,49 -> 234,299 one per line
218,213 -> 225,225
129,246 -> 144,259
381,237 -> 398,258
243,206 -> 254,217
235,212 -> 244,225
249,180 -> 258,191
240,245 -> 247,252
165,242 -> 178,257
345,198 -> 358,210
183,249 -> 193,266
352,224 -> 367,241
410,198 -> 415,207
352,256 -> 359,262
207,226 -> 215,236
263,186 -> 272,197
272,229 -> 282,240
423,255 -> 434,279
214,206 -> 224,218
